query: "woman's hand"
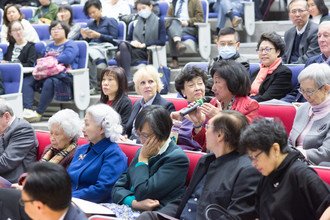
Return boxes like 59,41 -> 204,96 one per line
199,100 -> 222,119
132,199 -> 160,211
130,40 -> 145,48
139,136 -> 162,162
86,30 -> 101,39
170,111 -> 183,121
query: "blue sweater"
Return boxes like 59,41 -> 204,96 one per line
45,40 -> 79,69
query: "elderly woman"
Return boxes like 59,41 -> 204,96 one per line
112,105 -> 189,216
41,109 -> 81,168
125,65 -> 175,143
288,63 -> 330,165
185,60 -> 259,150
170,67 -> 208,151
1,4 -> 39,43
22,20 -> 79,122
240,118 -> 330,219
67,104 -> 127,203
250,32 -> 292,102
307,0 -> 330,24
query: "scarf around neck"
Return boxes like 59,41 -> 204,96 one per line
41,142 -> 77,164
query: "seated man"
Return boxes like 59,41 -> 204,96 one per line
0,101 -> 37,183
166,0 -> 204,69
21,162 -> 87,220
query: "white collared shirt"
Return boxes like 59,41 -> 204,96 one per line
58,209 -> 68,220
175,0 -> 189,20
296,20 -> 309,35
156,138 -> 171,156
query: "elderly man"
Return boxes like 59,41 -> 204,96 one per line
282,0 -> 320,64
282,21 -> 330,103
0,101 -> 37,183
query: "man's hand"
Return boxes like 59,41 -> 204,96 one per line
132,199 -> 160,211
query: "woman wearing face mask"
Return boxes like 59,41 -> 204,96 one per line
115,0 -> 166,87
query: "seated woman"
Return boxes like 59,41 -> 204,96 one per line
67,103 -> 128,203
56,4 -> 81,40
170,67 -> 208,151
125,65 -> 175,143
100,66 -> 132,132
288,63 -> 330,165
116,0 -> 166,85
250,32 -> 292,102
41,109 -> 81,168
1,20 -> 36,67
111,105 -> 189,216
240,118 -> 330,219
30,0 -> 58,24
0,4 -> 39,43
22,20 -> 79,122
80,0 -> 118,94
308,0 -> 330,24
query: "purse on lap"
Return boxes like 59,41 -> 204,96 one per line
32,56 -> 66,80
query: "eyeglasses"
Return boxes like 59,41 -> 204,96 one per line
51,27 -> 64,31
290,9 -> 307,14
218,41 -> 237,47
19,198 -> 35,206
256,47 -> 275,54
205,124 -> 214,130
298,85 -> 324,97
136,131 -> 153,140
248,151 -> 263,162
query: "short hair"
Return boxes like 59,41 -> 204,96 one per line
239,118 -> 288,155
210,60 -> 251,96
288,0 -> 308,10
7,20 -> 24,44
319,20 -> 330,29
23,162 -> 71,211
175,66 -> 208,97
211,110 -> 249,150
4,4 -> 24,26
217,27 -> 240,42
57,4 -> 74,26
133,65 -> 163,94
48,109 -> 82,143
0,101 -> 14,117
312,0 -> 329,16
135,0 -> 153,8
298,63 -> 330,87
257,32 -> 285,57
135,105 -> 173,141
86,104 -> 123,142
49,20 -> 70,38
100,66 -> 128,104
83,0 -> 102,16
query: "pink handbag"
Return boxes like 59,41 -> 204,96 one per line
32,56 -> 66,80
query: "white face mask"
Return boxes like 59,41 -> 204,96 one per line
218,46 -> 237,59
138,9 -> 152,19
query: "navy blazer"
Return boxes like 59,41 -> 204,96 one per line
125,93 -> 175,138
64,204 -> 88,220
282,21 -> 320,64
250,64 -> 293,102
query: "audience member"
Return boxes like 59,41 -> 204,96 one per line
21,162 -> 87,219
67,104 -> 128,203
282,0 -> 320,64
41,109 -> 82,168
1,20 -> 37,68
307,0 -> 330,24
81,0 -> 118,95
22,21 -> 79,123
250,32 -> 292,102
101,0 -> 131,20
0,101 -> 37,183
166,0 -> 204,69
115,0 -> 166,86
213,0 -> 242,30
170,67 -> 207,151
0,4 -> 40,44
125,65 -> 175,143
100,66 -> 132,133
0,188 -> 30,220
240,118 -> 330,219
56,4 -> 81,40
288,63 -> 330,165
30,0 -> 59,24
112,105 -> 189,215
138,110 -> 260,220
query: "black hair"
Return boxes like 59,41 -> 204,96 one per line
257,32 -> 285,57
100,66 -> 128,104
175,66 -> 208,98
23,162 -> 72,211
57,4 -> 74,26
4,4 -> 24,26
310,0 -> 329,16
135,0 -> 153,8
239,118 -> 288,155
49,20 -> 70,38
217,27 -> 240,42
210,60 -> 251,96
135,105 -> 173,141
83,0 -> 102,17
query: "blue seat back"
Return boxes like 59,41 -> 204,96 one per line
0,8 -> 3,28
75,40 -> 88,69
184,62 -> 208,72
35,41 -> 46,58
157,1 -> 169,18
32,24 -> 50,41
72,4 -> 90,23
0,43 -> 8,56
20,7 -> 34,20
118,21 -> 127,41
249,63 -> 260,76
0,63 -> 23,94
287,64 -> 305,88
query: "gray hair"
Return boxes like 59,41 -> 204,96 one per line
86,104 -> 122,142
133,65 -> 164,94
0,100 -> 14,117
48,109 -> 82,142
298,63 -> 330,87
319,21 -> 330,28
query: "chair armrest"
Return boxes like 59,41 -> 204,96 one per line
67,68 -> 89,75
146,45 -> 167,67
67,68 -> 90,111
194,22 -> 209,27
195,22 -> 211,60
242,1 -> 255,36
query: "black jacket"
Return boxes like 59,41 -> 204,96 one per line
4,42 -> 36,67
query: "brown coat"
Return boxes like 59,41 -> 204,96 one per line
167,0 -> 204,27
